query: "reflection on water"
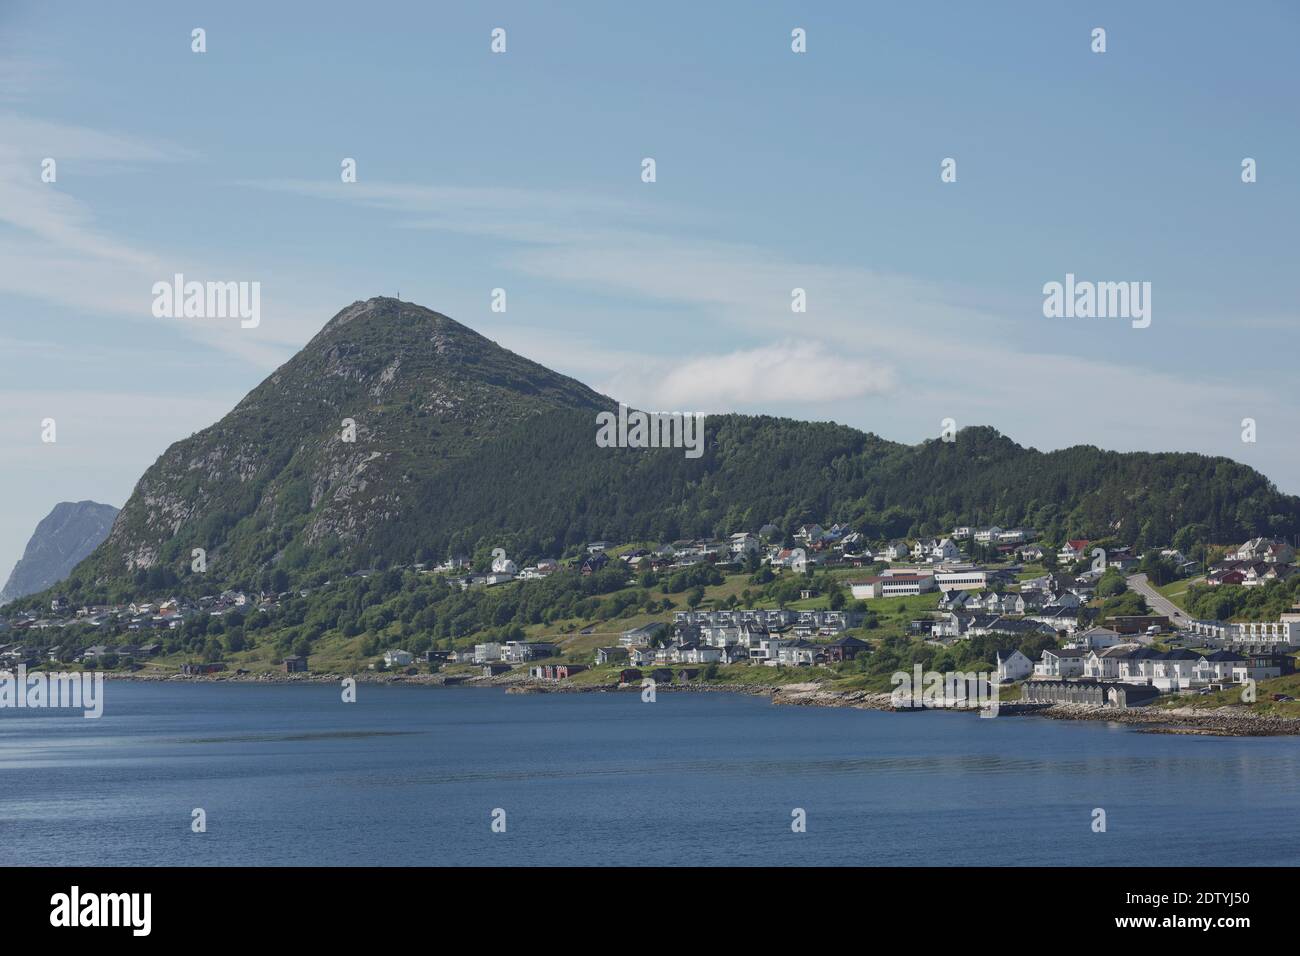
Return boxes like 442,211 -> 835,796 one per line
0,683 -> 1296,866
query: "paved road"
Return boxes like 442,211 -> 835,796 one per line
1126,572 -> 1189,622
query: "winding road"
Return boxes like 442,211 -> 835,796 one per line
1126,572 -> 1189,623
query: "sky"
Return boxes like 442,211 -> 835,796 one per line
1,0 -> 1298,580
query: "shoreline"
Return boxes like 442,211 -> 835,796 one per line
100,669 -> 1300,737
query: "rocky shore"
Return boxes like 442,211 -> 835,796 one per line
103,670 -> 1300,736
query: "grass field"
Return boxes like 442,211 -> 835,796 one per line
1155,575 -> 1203,612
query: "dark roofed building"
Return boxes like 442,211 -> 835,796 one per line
823,635 -> 871,662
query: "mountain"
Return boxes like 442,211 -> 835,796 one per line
1,501 -> 120,604
32,297 -> 1300,605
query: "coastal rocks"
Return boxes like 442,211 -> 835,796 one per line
1035,702 -> 1300,736
771,685 -> 894,710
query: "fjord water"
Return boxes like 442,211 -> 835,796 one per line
1,683 -> 1297,866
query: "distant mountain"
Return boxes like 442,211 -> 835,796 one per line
31,297 -> 1300,605
1,501 -> 119,604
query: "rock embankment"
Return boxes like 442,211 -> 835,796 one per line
103,670 -> 1300,736
1034,702 -> 1300,736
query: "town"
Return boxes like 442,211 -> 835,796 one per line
2,524 -> 1297,717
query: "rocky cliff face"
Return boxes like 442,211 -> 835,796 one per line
76,297 -> 609,586
1,501 -> 120,604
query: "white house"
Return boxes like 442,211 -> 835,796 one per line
1034,647 -> 1087,678
776,640 -> 820,666
1193,650 -> 1245,684
472,642 -> 502,664
1068,626 -> 1123,651
1083,644 -> 1140,680
681,644 -> 723,664
884,540 -> 910,561
995,648 -> 1033,682
384,649 -> 415,667
1235,537 -> 1294,564
930,538 -> 962,563
1058,539 -> 1092,563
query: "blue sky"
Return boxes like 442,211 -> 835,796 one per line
2,0 -> 1298,579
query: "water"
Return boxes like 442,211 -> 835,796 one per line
1,682 -> 1297,866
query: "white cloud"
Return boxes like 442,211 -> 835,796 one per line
593,341 -> 896,411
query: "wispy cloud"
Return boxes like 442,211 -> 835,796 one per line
257,176 -> 1292,490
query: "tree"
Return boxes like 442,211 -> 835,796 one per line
1097,572 -> 1127,599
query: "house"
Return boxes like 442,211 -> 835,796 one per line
580,552 -> 610,575
1235,537 -> 1295,564
628,646 -> 657,667
986,618 -> 1057,639
1082,646 -> 1203,691
620,622 -> 666,647
384,649 -> 414,667
617,668 -> 643,684
973,526 -> 1003,544
681,644 -> 723,664
730,532 -> 761,556
1205,566 -> 1248,587
1058,539 -> 1092,563
930,538 -> 962,563
883,540 -> 910,561
1034,647 -> 1087,678
503,641 -> 559,663
1222,618 -> 1300,649
1017,543 -> 1047,562
482,663 -> 512,677
1244,563 -> 1295,588
595,646 -> 629,666
472,642 -> 503,664
1026,605 -> 1082,633
1193,650 -> 1246,684
776,640 -> 821,666
995,648 -> 1034,682
823,635 -> 870,662
1083,644 -> 1142,680
938,589 -> 971,611
1068,626 -> 1123,651
283,656 -> 308,673
1234,653 -> 1295,683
